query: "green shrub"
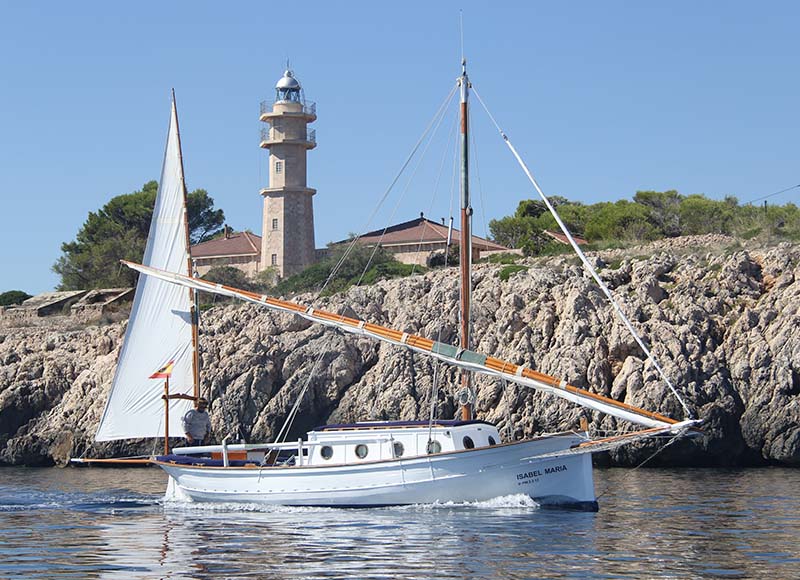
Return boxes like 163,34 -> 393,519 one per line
0,290 -> 32,306
484,252 -> 521,265
499,264 -> 528,281
276,243 -> 423,296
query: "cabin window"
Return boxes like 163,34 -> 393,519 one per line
426,440 -> 441,454
272,218 -> 279,230
271,254 -> 278,266
488,436 -> 497,446
462,436 -> 475,449
275,161 -> 283,174
393,442 -> 404,458
355,444 -> 369,459
320,446 -> 333,460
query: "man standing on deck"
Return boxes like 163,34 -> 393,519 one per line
182,397 -> 211,446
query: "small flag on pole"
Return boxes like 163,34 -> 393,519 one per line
149,359 -> 175,379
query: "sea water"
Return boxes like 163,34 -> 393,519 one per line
0,467 -> 798,579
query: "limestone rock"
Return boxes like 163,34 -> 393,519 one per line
0,236 -> 798,467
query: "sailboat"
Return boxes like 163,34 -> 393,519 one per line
85,66 -> 700,511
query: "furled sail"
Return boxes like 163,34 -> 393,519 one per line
122,261 -> 695,431
95,98 -> 195,441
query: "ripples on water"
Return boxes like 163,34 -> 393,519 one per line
0,467 -> 798,579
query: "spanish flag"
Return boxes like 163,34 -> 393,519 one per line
149,359 -> 175,379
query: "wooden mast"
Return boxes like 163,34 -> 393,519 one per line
458,60 -> 473,421
171,89 -> 202,405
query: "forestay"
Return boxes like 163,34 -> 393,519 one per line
122,261 -> 695,431
95,99 -> 195,441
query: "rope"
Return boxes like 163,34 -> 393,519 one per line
503,378 -> 514,442
744,183 -> 799,205
274,347 -> 328,445
471,86 -> 694,420
594,429 -> 688,501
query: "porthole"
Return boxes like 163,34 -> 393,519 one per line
462,436 -> 475,449
320,445 -> 333,460
488,436 -> 497,446
426,440 -> 442,454
355,444 -> 369,459
393,442 -> 404,458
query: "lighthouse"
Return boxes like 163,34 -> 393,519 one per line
259,68 -> 317,277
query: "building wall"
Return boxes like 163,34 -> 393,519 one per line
259,99 -> 316,278
193,256 -> 261,277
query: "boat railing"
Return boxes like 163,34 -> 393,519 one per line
172,435 -> 392,459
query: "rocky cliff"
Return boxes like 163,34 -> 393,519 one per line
1,235 -> 798,467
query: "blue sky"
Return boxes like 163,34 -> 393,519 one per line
1,1 -> 797,294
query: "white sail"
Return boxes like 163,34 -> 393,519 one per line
95,98 -> 195,441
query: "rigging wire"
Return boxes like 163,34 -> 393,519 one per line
503,378 -> 514,441
594,430 -> 688,500
276,80 -> 456,440
273,85 -> 458,443
425,88 -> 467,438
744,183 -> 799,205
410,105 -> 460,275
469,112 -> 491,242
274,347 -> 328,446
318,83 -> 458,296
470,85 -> 695,420
350,86 -> 457,289
425,104 -> 462,438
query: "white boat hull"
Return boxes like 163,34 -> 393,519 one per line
158,433 -> 598,510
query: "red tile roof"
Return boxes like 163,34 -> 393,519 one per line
343,217 -> 508,252
543,229 -> 588,246
191,231 -> 262,258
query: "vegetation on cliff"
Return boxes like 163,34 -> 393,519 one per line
0,291 -> 32,306
490,190 -> 800,256
53,181 -> 225,290
275,243 -> 419,296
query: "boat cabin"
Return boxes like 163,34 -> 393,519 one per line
304,420 -> 501,466
167,420 -> 503,468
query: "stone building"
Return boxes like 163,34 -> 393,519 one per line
342,214 -> 510,266
190,228 -> 262,277
258,69 -> 317,277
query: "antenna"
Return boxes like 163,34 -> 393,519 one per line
459,10 -> 465,63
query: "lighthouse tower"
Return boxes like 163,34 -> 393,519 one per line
259,69 -> 317,277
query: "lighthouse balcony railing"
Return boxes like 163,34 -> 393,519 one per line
260,127 -> 316,145
260,100 -> 316,117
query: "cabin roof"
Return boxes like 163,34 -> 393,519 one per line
313,420 -> 497,431
191,231 -> 262,259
